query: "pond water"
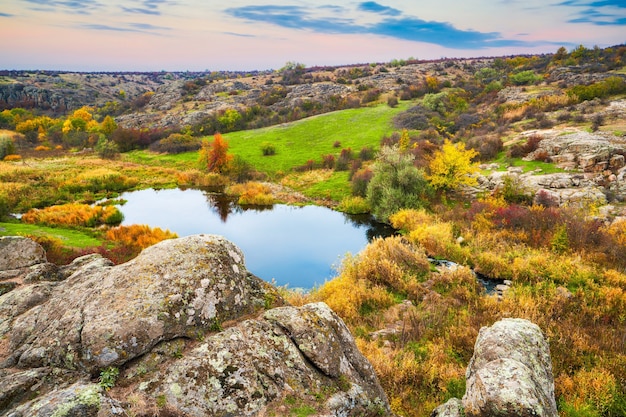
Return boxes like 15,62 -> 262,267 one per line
116,188 -> 395,289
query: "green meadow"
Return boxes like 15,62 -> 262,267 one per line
224,103 -> 409,176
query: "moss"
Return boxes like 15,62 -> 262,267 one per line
50,386 -> 101,417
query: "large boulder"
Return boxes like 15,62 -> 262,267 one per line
137,303 -> 389,416
4,234 -> 274,373
462,318 -> 558,417
0,235 -> 391,416
0,236 -> 46,271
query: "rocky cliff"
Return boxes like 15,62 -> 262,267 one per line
0,235 -> 390,417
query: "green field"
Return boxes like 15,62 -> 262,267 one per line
0,221 -> 102,248
224,103 -> 409,176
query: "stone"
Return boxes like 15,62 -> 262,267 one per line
8,234 -> 277,373
144,302 -> 390,416
0,237 -> 46,271
431,398 -> 464,417
462,318 -> 557,417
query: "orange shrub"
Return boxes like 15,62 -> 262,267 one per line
35,145 -> 50,151
21,203 -> 123,227
3,154 -> 21,162
105,224 -> 177,250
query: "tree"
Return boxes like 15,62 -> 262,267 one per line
95,136 -> 120,159
199,133 -> 232,173
427,140 -> 479,191
100,116 -> 118,137
366,145 -> 433,222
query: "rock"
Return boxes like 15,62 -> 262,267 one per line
8,234 -> 276,373
143,302 -> 390,416
0,237 -> 46,271
462,318 -> 557,417
1,235 -> 391,416
7,382 -> 123,417
431,398 -> 463,417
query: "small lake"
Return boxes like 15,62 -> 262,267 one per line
116,188 -> 395,289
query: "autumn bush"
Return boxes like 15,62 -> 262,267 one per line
149,133 -> 200,154
61,168 -> 137,194
105,224 -> 177,250
226,181 -> 274,205
21,203 -> 123,227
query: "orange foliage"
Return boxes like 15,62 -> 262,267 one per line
105,224 -> 177,250
21,203 -> 122,227
199,133 -> 233,173
3,154 -> 21,162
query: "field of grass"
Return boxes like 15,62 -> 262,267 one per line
224,103 -> 409,177
0,220 -> 102,248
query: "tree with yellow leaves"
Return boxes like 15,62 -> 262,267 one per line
427,140 -> 479,191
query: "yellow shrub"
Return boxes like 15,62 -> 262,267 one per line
604,269 -> 626,289
473,251 -> 513,280
227,182 -> 275,205
35,145 -> 50,151
389,208 -> 435,233
556,368 -> 617,415
314,267 -> 393,323
408,221 -> 454,257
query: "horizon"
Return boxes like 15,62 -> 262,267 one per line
1,1 -> 625,72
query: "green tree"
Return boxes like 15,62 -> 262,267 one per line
366,145 -> 433,222
427,140 -> 479,191
95,136 -> 120,159
100,115 -> 118,137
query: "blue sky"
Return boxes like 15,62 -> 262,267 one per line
1,0 -> 624,71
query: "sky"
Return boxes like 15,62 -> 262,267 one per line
1,0 -> 625,72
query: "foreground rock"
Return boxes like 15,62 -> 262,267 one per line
0,235 -> 390,416
431,318 -> 557,417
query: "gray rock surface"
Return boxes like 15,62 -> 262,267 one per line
462,318 -> 557,417
430,398 -> 463,417
0,235 -> 391,416
0,237 -> 46,271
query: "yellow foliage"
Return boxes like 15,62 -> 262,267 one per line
389,208 -> 435,233
407,221 -> 455,256
314,270 -> 393,323
105,225 -> 178,249
556,368 -> 617,414
226,182 -> 275,205
427,140 -> 479,190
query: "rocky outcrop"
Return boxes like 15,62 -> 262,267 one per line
431,318 -> 557,417
525,129 -> 626,173
0,235 -> 391,417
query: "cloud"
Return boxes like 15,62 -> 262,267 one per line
226,5 -> 356,33
23,0 -> 104,13
81,23 -> 139,32
223,31 -> 257,38
557,0 -> 626,25
80,21 -> 170,34
225,4 -> 540,49
0,12 -> 14,17
358,2 -> 401,16
120,0 -> 174,16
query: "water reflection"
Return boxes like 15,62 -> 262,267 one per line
116,188 -> 394,289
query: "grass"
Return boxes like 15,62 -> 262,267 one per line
0,220 -> 102,248
224,103 -> 409,177
487,152 -> 570,175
